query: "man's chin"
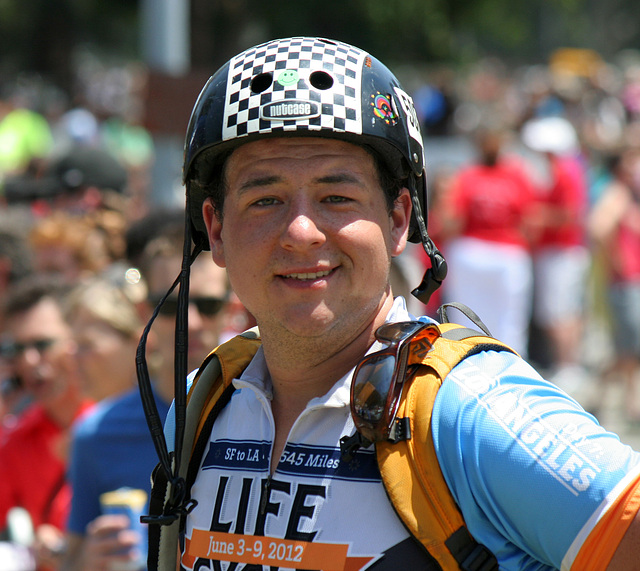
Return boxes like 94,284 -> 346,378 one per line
280,308 -> 338,339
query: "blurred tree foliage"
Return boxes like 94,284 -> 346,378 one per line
190,0 -> 595,70
0,0 -> 137,91
1,0 -> 639,93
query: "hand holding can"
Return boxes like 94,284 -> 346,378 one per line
97,488 -> 148,571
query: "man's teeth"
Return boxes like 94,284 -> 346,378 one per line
284,270 -> 331,280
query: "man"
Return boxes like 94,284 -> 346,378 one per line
61,216 -> 232,571
589,146 -> 640,421
0,275 -> 93,569
442,126 -> 536,357
138,221 -> 232,380
522,116 -> 591,389
143,38 -> 640,570
0,222 -> 34,433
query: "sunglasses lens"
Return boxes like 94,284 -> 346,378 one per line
0,341 -> 14,359
350,322 -> 440,444
155,299 -> 178,316
353,353 -> 396,423
150,297 -> 226,317
1,338 -> 56,359
194,298 -> 225,317
33,339 -> 55,352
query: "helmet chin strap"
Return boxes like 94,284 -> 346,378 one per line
411,242 -> 447,305
409,172 -> 448,305
136,198 -> 203,524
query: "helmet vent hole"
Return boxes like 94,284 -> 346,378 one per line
309,71 -> 334,90
250,73 -> 273,93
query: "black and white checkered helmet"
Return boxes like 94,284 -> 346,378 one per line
184,36 -> 429,249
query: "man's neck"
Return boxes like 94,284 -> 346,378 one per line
263,331 -> 370,403
261,295 -> 394,411
260,316 -> 384,472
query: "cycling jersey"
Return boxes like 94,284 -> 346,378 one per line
432,348 -> 640,569
168,297 -> 640,570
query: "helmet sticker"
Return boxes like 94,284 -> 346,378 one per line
277,70 -> 299,86
261,100 -> 321,121
370,92 -> 398,125
222,38 -> 365,140
393,86 -> 424,157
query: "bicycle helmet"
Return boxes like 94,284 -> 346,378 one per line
182,37 -> 446,300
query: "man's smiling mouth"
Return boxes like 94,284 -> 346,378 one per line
283,269 -> 332,280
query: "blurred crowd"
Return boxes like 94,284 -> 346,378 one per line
0,46 -> 639,569
409,48 -> 640,424
0,64 -> 253,570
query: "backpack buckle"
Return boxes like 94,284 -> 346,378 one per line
388,417 -> 411,443
340,432 -> 370,463
445,526 -> 498,571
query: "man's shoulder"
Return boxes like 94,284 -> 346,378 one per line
443,346 -> 532,386
74,388 -> 152,437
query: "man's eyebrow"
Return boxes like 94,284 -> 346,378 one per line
238,175 -> 282,192
315,173 -> 362,185
239,172 -> 362,191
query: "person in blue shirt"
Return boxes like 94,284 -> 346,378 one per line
61,233 -> 231,570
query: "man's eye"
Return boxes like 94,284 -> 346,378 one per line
324,195 -> 350,203
253,197 -> 280,206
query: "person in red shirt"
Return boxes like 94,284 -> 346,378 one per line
522,116 -> 591,389
589,146 -> 640,420
441,126 -> 537,356
0,275 -> 93,569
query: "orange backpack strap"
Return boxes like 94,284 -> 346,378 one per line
147,329 -> 261,571
185,328 -> 261,456
376,322 -> 515,570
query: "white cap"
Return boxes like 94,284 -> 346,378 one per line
521,116 -> 578,155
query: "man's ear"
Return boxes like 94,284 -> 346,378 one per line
202,198 -> 226,267
389,188 -> 412,257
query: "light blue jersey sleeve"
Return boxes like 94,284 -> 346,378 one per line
432,350 -> 640,570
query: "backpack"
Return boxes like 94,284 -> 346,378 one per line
146,308 -> 516,571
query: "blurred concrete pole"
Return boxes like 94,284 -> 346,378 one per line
141,0 -> 190,207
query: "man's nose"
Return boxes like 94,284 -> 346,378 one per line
18,346 -> 44,367
280,204 -> 326,249
187,302 -> 205,328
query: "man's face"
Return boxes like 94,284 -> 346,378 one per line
147,255 -> 230,373
4,297 -> 79,409
70,307 -> 138,402
203,137 -> 411,342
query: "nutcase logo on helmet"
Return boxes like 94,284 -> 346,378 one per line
260,100 -> 320,121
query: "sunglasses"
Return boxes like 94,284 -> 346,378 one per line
0,338 -> 58,360
149,296 -> 228,318
350,321 -> 440,445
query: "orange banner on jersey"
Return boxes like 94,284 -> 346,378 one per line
187,529 -> 375,570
